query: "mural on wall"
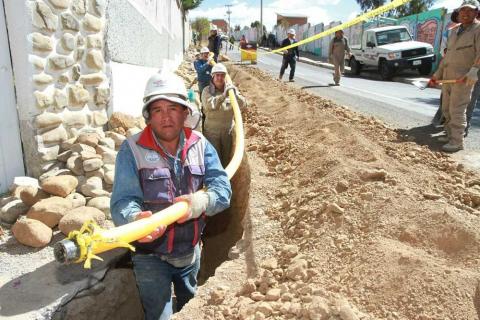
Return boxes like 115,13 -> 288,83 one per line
417,19 -> 438,46
416,9 -> 445,51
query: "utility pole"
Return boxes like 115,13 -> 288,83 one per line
225,4 -> 232,36
260,0 -> 263,44
225,4 -> 232,53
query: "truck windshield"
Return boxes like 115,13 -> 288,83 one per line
376,29 -> 411,46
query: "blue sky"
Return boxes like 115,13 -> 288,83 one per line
189,0 -> 461,32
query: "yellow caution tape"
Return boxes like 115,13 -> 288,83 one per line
239,0 -> 413,56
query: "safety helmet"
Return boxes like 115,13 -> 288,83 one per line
142,71 -> 193,120
200,47 -> 210,54
459,0 -> 479,10
287,29 -> 296,35
210,25 -> 218,31
211,63 -> 227,75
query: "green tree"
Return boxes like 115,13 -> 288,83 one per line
234,24 -> 241,32
182,0 -> 203,10
250,20 -> 267,34
191,17 -> 210,39
355,0 -> 434,17
394,0 -> 435,17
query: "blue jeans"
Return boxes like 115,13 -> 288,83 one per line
132,245 -> 200,320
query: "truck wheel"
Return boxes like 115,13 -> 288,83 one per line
418,61 -> 432,76
379,61 -> 394,81
350,57 -> 361,75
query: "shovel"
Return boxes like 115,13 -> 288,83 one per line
412,79 -> 462,90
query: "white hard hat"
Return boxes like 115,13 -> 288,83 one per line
288,29 -> 296,35
211,63 -> 227,75
142,71 -> 193,120
200,47 -> 210,54
210,25 -> 218,31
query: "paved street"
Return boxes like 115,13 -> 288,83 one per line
227,47 -> 480,168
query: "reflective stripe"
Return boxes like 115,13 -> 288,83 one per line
193,220 -> 199,246
168,227 -> 175,253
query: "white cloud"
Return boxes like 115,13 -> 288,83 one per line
347,11 -> 359,21
432,0 -> 461,11
189,0 -> 333,31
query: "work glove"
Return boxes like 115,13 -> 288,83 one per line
134,211 -> 166,243
427,77 -> 437,87
223,82 -> 237,98
174,191 -> 210,224
464,66 -> 479,86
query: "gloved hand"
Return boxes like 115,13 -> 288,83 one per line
427,77 -> 437,87
174,191 -> 210,223
134,211 -> 166,243
222,100 -> 232,111
223,82 -> 237,98
464,66 -> 479,86
296,56 -> 300,62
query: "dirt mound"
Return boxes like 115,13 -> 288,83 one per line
176,64 -> 480,320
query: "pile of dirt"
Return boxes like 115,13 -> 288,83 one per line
176,64 -> 480,320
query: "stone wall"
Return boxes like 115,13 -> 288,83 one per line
6,0 -> 110,178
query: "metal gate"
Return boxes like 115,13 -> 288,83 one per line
0,0 -> 24,194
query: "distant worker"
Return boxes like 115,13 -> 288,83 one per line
192,31 -> 198,46
279,29 -> 300,82
111,71 -> 231,320
193,47 -> 213,99
229,35 -> 235,50
239,35 -> 247,48
430,0 -> 480,152
208,25 -> 221,62
201,63 -> 247,167
329,30 -> 351,86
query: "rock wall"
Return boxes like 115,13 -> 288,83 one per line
5,0 -> 110,178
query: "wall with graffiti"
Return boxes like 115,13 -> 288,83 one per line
397,8 -> 446,68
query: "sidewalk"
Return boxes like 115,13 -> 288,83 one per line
259,47 -> 431,86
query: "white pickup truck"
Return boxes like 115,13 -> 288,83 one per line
348,26 -> 436,80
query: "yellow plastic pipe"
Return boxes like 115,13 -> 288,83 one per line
224,74 -> 245,179
54,59 -> 245,268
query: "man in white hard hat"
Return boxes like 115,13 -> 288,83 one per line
279,28 -> 300,82
329,30 -> 351,85
208,25 -> 221,62
111,71 -> 231,320
194,47 -> 213,98
431,0 -> 480,152
201,63 -> 246,167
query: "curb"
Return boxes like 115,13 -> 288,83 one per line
258,47 -> 429,86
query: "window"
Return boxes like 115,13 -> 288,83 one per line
376,28 -> 412,46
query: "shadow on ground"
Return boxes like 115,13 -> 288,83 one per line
0,249 -> 126,317
396,123 -> 445,151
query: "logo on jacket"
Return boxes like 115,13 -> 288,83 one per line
145,151 -> 160,163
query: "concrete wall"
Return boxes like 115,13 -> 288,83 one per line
106,0 -> 190,117
3,0 -> 190,180
0,0 -> 25,193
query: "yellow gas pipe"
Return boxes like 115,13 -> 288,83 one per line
54,59 -> 244,269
